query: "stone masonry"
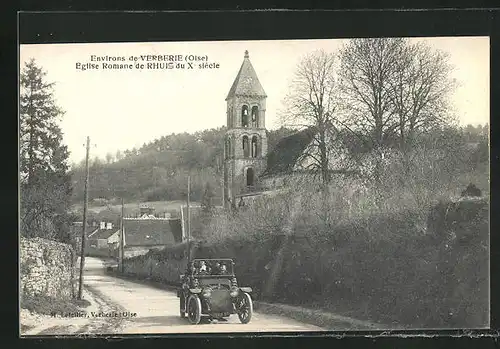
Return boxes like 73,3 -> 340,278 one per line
20,237 -> 77,301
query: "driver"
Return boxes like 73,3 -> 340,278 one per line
212,262 -> 221,275
220,264 -> 228,274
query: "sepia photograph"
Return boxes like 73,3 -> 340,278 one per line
19,36 -> 489,336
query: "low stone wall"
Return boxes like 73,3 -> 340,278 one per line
20,237 -> 77,301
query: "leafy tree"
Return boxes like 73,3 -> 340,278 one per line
20,59 -> 73,242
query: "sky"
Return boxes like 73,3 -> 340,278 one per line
19,37 -> 489,164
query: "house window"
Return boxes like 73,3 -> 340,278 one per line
251,136 -> 258,158
242,105 -> 249,127
246,168 -> 255,187
251,106 -> 259,127
242,136 -> 249,158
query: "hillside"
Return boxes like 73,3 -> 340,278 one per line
70,127 -> 297,205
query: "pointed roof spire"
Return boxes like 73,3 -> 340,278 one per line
226,50 -> 266,100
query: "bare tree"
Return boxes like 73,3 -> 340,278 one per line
280,50 -> 338,184
387,40 -> 457,158
337,38 -> 456,184
338,38 -> 404,153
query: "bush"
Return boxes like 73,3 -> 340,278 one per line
122,146 -> 489,328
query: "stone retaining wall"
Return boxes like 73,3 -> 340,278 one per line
20,237 -> 77,301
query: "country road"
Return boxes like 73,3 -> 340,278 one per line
79,257 -> 325,334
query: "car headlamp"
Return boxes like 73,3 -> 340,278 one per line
202,287 -> 212,298
230,286 -> 239,297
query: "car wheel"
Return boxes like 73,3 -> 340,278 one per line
180,296 -> 186,318
187,295 -> 202,325
237,292 -> 253,324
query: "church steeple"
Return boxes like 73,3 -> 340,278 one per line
223,50 -> 269,209
226,50 -> 267,101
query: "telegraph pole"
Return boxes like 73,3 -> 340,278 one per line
119,197 -> 124,273
220,152 -> 225,209
187,175 -> 191,262
78,136 -> 90,300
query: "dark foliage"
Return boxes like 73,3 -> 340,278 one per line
20,59 -> 73,243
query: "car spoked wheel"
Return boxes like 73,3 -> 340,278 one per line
187,295 -> 202,324
236,292 -> 253,324
180,296 -> 186,318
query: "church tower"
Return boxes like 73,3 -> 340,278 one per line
223,50 -> 268,208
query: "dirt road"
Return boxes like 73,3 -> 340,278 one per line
79,257 -> 324,334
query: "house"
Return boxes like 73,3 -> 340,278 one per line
86,221 -> 120,257
139,203 -> 155,216
88,222 -> 120,249
118,217 -> 183,258
71,222 -> 99,249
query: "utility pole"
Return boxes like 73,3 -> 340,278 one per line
187,175 -> 191,262
220,152 -> 225,209
119,197 -> 124,273
78,136 -> 90,300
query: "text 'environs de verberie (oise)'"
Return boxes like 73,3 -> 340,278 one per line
75,54 -> 221,71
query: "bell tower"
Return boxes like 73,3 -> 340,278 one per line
223,50 -> 268,209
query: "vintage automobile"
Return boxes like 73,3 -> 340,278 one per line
177,258 -> 253,324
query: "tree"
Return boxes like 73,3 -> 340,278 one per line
338,39 -> 403,162
115,149 -> 123,161
105,152 -> 114,164
387,40 -> 456,157
201,182 -> 216,214
338,38 -> 456,183
20,59 -> 73,242
280,50 -> 338,184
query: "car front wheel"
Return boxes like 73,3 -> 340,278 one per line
180,295 -> 186,318
187,295 -> 202,325
236,292 -> 253,324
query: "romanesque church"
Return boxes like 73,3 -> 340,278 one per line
222,50 -> 347,208
222,50 -> 442,209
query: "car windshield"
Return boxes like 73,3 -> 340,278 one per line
192,259 -> 234,276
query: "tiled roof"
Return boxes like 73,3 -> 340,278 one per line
73,225 -> 99,238
226,50 -> 266,100
123,218 -> 182,246
262,126 -> 318,177
88,228 -> 119,240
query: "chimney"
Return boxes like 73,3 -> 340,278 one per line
100,221 -> 105,230
106,222 -> 113,230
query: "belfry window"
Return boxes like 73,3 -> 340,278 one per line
242,105 -> 249,127
251,106 -> 259,127
246,168 -> 255,187
225,138 -> 231,159
242,136 -> 249,158
251,136 -> 258,158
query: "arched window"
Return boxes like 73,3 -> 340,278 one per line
225,138 -> 231,159
242,136 -> 249,158
242,105 -> 249,127
251,136 -> 258,158
251,106 -> 259,127
246,168 -> 254,187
